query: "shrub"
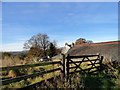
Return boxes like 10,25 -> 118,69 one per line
8,69 -> 20,78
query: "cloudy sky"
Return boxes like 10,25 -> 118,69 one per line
2,1 -> 118,51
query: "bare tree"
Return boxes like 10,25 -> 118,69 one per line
75,38 -> 87,45
75,38 -> 93,45
24,33 -> 50,56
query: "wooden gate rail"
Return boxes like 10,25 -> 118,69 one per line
67,55 -> 100,58
69,66 -> 101,74
1,54 -> 104,88
2,67 -> 61,85
1,61 -> 61,71
66,54 -> 103,80
69,58 -> 100,64
1,61 -> 63,85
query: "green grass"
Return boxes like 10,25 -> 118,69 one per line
1,61 -> 120,89
0,63 -> 61,89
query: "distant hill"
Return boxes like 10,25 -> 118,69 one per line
1,50 -> 28,56
9,51 -> 28,56
68,41 -> 120,63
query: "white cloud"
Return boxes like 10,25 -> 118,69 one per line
2,42 -> 24,52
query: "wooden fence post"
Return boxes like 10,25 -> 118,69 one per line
60,54 -> 65,80
66,54 -> 70,81
100,56 -> 104,71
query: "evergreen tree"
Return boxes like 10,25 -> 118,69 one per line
47,43 -> 56,58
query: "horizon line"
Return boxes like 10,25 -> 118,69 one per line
1,40 -> 119,52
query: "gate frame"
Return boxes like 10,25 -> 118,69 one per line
66,54 -> 103,81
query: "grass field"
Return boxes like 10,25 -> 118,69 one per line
1,56 -> 120,89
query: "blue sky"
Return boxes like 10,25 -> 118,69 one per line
2,0 -> 119,2
2,2 -> 118,51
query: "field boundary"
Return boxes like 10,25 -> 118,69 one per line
1,54 -> 104,89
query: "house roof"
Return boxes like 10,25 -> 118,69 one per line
67,41 -> 120,62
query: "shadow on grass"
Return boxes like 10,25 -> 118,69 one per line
80,73 -> 116,90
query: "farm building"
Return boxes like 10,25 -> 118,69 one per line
67,41 -> 120,63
